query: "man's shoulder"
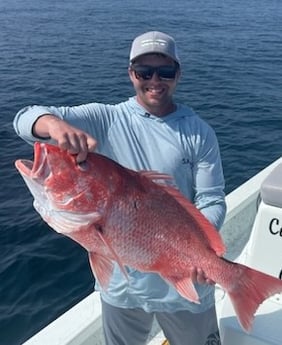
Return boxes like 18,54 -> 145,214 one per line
175,105 -> 217,137
174,104 -> 207,125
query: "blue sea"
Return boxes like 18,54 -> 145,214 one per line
1,0 -> 282,343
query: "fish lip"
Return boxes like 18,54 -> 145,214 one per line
15,159 -> 34,177
32,142 -> 47,177
15,142 -> 48,178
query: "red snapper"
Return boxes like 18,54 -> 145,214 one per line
15,142 -> 282,332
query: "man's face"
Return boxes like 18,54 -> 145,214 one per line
128,54 -> 181,117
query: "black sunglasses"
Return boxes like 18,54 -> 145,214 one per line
131,64 -> 178,81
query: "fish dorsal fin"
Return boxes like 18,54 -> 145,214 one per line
139,170 -> 173,181
163,184 -> 225,256
140,170 -> 225,256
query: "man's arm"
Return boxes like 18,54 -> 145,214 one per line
32,114 -> 97,162
193,125 -> 226,230
14,106 -> 97,162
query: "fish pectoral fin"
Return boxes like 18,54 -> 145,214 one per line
89,252 -> 114,290
165,275 -> 200,304
95,228 -> 129,281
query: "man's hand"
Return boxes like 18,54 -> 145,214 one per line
190,267 -> 215,285
33,114 -> 97,163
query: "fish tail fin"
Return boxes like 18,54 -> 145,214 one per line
226,263 -> 282,332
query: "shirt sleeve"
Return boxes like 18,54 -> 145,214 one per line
13,105 -> 57,145
13,103 -> 116,147
192,123 -> 226,230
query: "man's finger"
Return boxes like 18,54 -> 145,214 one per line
87,136 -> 97,152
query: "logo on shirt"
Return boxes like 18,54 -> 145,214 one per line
181,158 -> 193,169
181,158 -> 190,165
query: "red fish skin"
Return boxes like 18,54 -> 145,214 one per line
15,142 -> 282,332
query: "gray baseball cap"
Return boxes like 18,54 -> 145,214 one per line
129,31 -> 180,65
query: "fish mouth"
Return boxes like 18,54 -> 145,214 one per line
15,142 -> 48,179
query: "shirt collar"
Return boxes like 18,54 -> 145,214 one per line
128,96 -> 180,121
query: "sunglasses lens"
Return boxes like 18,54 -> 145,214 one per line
133,66 -> 154,80
158,66 -> 177,80
132,65 -> 177,80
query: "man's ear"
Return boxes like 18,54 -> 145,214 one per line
128,67 -> 135,82
176,68 -> 181,81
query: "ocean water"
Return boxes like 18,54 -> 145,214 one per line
1,0 -> 282,343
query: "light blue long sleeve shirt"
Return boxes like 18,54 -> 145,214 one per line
14,96 -> 226,313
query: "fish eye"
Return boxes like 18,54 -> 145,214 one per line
77,161 -> 89,171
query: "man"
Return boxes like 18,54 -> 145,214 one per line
14,31 -> 226,345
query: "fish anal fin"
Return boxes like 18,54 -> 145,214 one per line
164,275 -> 200,304
88,252 -> 114,290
